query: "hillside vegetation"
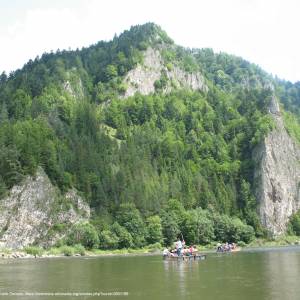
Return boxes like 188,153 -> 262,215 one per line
1,23 -> 300,248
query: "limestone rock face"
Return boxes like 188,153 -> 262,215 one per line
0,168 -> 89,249
123,47 -> 208,98
253,96 -> 300,236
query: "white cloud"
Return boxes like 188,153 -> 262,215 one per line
0,0 -> 299,82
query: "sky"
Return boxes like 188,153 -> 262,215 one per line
0,0 -> 299,82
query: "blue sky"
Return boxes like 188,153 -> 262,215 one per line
1,0 -> 299,82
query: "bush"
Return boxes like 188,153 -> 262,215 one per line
67,222 -> 99,249
52,223 -> 67,233
213,214 -> 233,242
24,246 -> 44,257
166,63 -> 173,71
146,215 -> 163,244
229,218 -> 255,243
237,241 -> 246,247
213,213 -> 255,244
183,208 -> 215,245
0,247 -> 11,254
60,245 -> 74,256
147,242 -> 162,252
116,203 -> 146,248
98,230 -> 119,250
160,211 -> 180,246
289,210 -> 300,236
48,247 -> 61,255
239,225 -> 255,243
111,222 -> 133,248
74,244 -> 85,256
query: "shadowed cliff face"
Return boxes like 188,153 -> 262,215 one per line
0,168 -> 90,249
254,95 -> 300,236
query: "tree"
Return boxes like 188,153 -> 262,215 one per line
10,89 -> 32,119
67,222 -> 99,249
116,203 -> 147,247
98,230 -> 119,249
111,222 -> 133,248
0,145 -> 23,188
160,210 -> 180,246
105,64 -> 118,81
0,175 -> 7,199
146,215 -> 163,244
289,211 -> 300,236
182,208 -> 215,245
0,102 -> 8,124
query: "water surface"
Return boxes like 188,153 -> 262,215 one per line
0,246 -> 300,300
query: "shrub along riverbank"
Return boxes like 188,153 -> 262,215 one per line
49,200 -> 258,253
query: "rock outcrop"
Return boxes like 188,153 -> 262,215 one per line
253,95 -> 300,236
123,47 -> 208,98
63,69 -> 85,99
0,168 -> 90,249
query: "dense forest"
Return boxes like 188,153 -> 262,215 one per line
1,23 -> 300,249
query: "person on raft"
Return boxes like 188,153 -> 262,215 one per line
175,237 -> 185,256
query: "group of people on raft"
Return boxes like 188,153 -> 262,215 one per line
163,237 -> 239,258
163,237 -> 198,258
216,242 -> 238,252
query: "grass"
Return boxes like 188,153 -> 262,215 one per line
24,246 -> 44,257
0,247 -> 12,254
60,245 -> 74,256
248,235 -> 300,248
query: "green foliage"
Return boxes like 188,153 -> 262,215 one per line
1,22 -> 295,248
111,222 -> 133,248
0,176 -> 7,199
67,222 -> 99,249
288,210 -> 300,236
60,245 -> 75,256
116,203 -> 147,248
160,210 -> 180,246
154,72 -> 168,91
276,81 -> 300,116
105,65 -> 118,81
146,215 -> 163,244
182,208 -> 215,245
213,213 -> 234,242
212,213 -> 255,243
24,246 -> 44,257
228,218 -> 255,243
98,230 -> 119,249
74,244 -> 86,256
194,48 -> 271,92
283,111 -> 300,144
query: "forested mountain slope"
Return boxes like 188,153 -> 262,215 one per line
1,23 -> 300,249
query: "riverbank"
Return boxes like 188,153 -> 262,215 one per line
1,235 -> 300,259
0,245 -> 161,259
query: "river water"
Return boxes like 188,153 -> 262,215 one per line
0,246 -> 300,300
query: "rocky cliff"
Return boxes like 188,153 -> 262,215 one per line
254,95 -> 300,236
123,47 -> 208,97
0,168 -> 90,249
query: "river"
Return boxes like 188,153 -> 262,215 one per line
0,246 -> 300,300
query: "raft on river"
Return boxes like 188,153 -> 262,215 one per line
163,254 -> 206,261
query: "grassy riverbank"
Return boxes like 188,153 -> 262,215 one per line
0,244 -> 161,259
1,236 -> 300,259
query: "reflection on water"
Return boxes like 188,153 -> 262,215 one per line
163,258 -> 202,298
265,250 -> 300,300
0,247 -> 299,300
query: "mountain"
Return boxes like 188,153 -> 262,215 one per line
1,23 -> 300,249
